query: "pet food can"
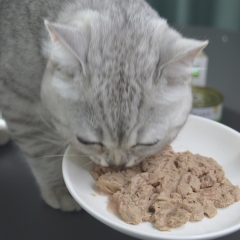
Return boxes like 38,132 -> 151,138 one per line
191,87 -> 224,122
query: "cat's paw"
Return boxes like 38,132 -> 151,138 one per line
42,186 -> 81,212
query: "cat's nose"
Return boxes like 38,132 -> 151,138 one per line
107,152 -> 127,167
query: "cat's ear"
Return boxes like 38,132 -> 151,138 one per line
167,38 -> 208,66
44,20 -> 90,75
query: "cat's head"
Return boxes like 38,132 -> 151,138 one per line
41,11 -> 207,167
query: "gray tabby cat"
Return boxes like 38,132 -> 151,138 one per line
0,0 -> 208,211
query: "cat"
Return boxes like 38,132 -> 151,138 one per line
0,0 -> 208,211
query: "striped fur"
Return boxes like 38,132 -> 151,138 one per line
0,0 -> 207,211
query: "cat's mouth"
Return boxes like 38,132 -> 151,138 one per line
88,155 -> 143,168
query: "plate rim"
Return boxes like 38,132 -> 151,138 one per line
63,115 -> 240,240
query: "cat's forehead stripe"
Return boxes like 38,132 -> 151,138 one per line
96,81 -> 144,143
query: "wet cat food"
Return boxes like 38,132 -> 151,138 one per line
91,146 -> 240,231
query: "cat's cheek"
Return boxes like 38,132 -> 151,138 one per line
96,146 -> 106,155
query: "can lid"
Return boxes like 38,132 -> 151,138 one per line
192,87 -> 224,108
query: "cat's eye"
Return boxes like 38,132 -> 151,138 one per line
76,136 -> 104,147
131,139 -> 159,148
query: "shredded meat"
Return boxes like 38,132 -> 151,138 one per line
91,146 -> 240,231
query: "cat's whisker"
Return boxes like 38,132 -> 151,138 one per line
78,160 -> 93,173
178,25 -> 185,33
38,112 -> 56,132
31,126 -> 62,141
33,135 -> 66,147
87,162 -> 93,171
38,113 -> 75,146
31,127 -> 65,143
31,153 -> 88,160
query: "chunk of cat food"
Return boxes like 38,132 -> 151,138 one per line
151,198 -> 191,231
91,165 -> 121,181
93,166 -> 142,194
91,146 -> 240,231
200,197 -> 217,218
118,184 -> 154,224
97,172 -> 126,194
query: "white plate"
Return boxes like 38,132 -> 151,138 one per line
63,115 -> 240,240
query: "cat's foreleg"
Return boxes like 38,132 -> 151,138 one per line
10,125 -> 81,212
27,152 -> 81,212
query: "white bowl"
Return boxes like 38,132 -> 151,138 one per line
63,115 -> 240,240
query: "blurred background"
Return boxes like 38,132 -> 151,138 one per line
146,0 -> 240,32
145,0 -> 240,128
